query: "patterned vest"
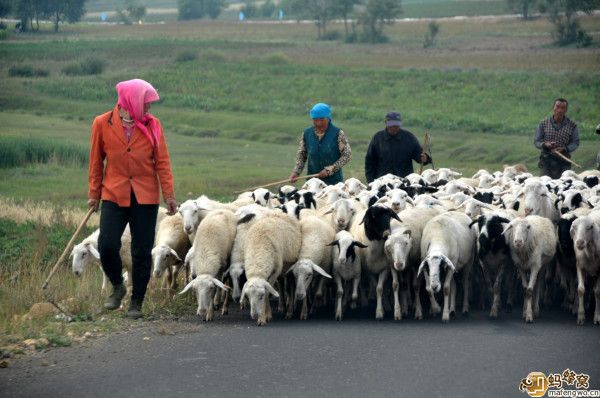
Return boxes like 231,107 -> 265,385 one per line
539,117 -> 577,150
304,123 -> 343,185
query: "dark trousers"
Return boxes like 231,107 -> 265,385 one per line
538,152 -> 570,180
98,191 -> 158,302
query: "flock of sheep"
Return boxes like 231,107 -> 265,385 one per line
70,165 -> 600,326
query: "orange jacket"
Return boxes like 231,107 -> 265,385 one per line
88,106 -> 175,207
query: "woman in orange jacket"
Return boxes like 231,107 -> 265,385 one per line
87,79 -> 177,319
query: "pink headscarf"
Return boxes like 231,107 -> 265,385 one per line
116,79 -> 161,147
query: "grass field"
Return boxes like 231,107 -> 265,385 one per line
1,14 -> 599,352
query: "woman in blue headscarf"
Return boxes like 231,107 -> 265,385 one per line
289,103 -> 352,185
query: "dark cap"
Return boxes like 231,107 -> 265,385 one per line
385,111 -> 402,127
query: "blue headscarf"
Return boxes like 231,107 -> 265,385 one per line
310,103 -> 331,120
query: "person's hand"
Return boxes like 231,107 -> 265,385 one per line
543,141 -> 557,150
87,198 -> 99,212
289,172 -> 299,183
419,153 -> 429,163
317,169 -> 330,179
166,198 -> 178,216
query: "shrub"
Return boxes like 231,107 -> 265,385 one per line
320,31 -> 342,41
423,21 -> 440,48
202,49 -> 226,62
261,52 -> 291,65
175,50 -> 197,62
8,65 -> 49,77
62,58 -> 106,76
0,137 -> 88,168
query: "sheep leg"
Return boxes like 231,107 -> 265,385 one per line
206,297 -> 214,322
461,268 -> 470,315
350,276 -> 360,309
450,277 -> 457,316
490,265 -> 504,319
257,298 -> 268,326
101,272 -> 109,295
424,270 -> 441,315
221,288 -> 230,316
576,267 -> 586,326
266,295 -> 273,322
524,264 -> 541,323
400,276 -> 410,317
375,269 -> 389,320
506,271 -> 515,312
285,277 -> 295,319
300,297 -> 308,320
390,268 -> 402,321
166,266 -> 173,290
171,263 -> 182,291
414,272 -> 424,320
335,274 -> 344,321
442,270 -> 455,323
593,277 -> 600,325
533,280 -> 540,318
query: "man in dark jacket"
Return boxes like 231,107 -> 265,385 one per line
364,111 -> 431,183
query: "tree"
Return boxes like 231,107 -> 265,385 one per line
178,0 -> 205,20
543,0 -> 599,46
126,0 -> 147,23
359,0 -> 402,43
335,0 -> 361,39
0,0 -> 12,18
16,0 -> 45,31
423,21 -> 440,48
43,0 -> 86,32
507,0 -> 538,20
205,0 -> 224,19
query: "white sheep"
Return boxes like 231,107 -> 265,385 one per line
286,215 -> 335,320
178,209 -> 237,321
321,198 -> 359,231
178,195 -> 239,242
151,213 -> 191,291
503,215 -> 557,323
71,227 -> 132,294
418,212 -> 476,323
350,204 -> 402,320
521,181 -> 559,222
251,188 -> 276,208
302,177 -> 327,195
570,211 -> 600,325
329,230 -> 367,320
385,207 -> 443,320
240,212 -> 302,325
344,177 -> 368,197
382,188 -> 414,213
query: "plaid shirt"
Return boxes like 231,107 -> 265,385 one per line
292,129 -> 352,176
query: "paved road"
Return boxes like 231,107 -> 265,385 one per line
1,308 -> 599,398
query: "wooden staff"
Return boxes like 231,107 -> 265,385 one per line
42,207 -> 95,290
552,149 -> 582,168
233,173 -> 320,194
419,133 -> 432,175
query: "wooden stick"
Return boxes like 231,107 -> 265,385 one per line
419,133 -> 431,175
552,149 -> 582,168
233,173 -> 320,194
42,207 -> 95,290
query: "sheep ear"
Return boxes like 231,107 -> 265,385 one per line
178,279 -> 198,295
469,216 -> 481,228
212,277 -> 231,291
310,197 -> 317,209
251,193 -> 256,200
223,266 -> 231,278
326,240 -> 339,247
264,281 -> 279,298
169,248 -> 182,262
440,255 -> 456,272
406,197 -> 415,206
311,263 -> 332,279
498,217 -> 510,224
390,209 -> 402,223
286,263 -> 297,275
403,229 -> 412,238
322,206 -> 334,215
88,245 -> 100,260
238,213 -> 256,225
353,241 -> 368,249
69,250 -> 75,260
501,223 -> 514,235
417,259 -> 428,278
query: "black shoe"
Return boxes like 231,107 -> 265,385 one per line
104,284 -> 127,310
126,299 -> 143,319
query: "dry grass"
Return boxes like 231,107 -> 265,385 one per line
0,198 -> 99,228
